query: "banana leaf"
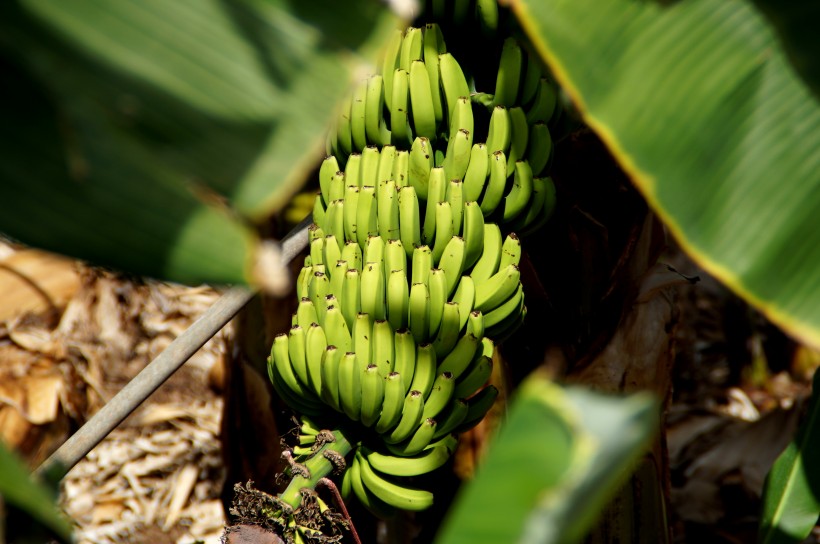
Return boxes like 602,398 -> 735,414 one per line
513,0 -> 820,350
0,0 -> 398,286
435,374 -> 657,544
758,368 -> 820,543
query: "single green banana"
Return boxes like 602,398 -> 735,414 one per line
296,296 -> 319,329
323,235 -> 342,276
478,151 -> 508,216
427,268 -> 447,339
364,234 -> 385,269
271,333 -> 310,399
357,450 -> 434,511
502,160 -> 534,223
385,417 -> 438,457
305,322 -> 328,396
526,78 -> 558,125
499,232 -> 522,269
486,105 -> 512,158
393,149 -> 410,187
356,185 -> 378,248
361,145 -> 381,188
431,201 -> 454,266
466,309 -> 485,339
341,267 -> 361,330
462,143 -> 489,202
454,353 -> 492,399
493,37 -> 523,107
288,325 -> 310,387
270,364 -> 324,417
312,194 -> 326,228
409,343 -> 437,398
338,351 -> 362,421
506,106 -> 529,176
474,263 -> 521,313
324,303 -> 352,353
319,156 -> 340,208
378,145 -> 397,184
320,345 -> 343,412
409,60 -> 437,141
455,385 -> 499,433
443,130 -> 472,187
392,329 -> 416,395
390,69 -> 411,148
372,319 -> 395,376
336,91 -> 353,158
475,0 -> 499,37
486,303 -> 527,342
452,276 -> 476,330
353,312 -> 372,374
382,29 -> 403,112
433,302 -> 461,358
422,23 -> 445,127
365,76 -> 385,146
438,236 -> 466,298
398,186 -> 421,258
461,201 -> 485,269
437,332 -> 481,379
351,78 -> 368,152
387,268 -> 410,331
325,200 -> 345,249
375,371 -> 406,434
360,364 -> 386,427
296,265 -> 311,299
360,261 -> 386,322
364,436 -> 455,476
411,244 -> 432,286
308,271 -> 330,324
399,27 -> 423,71
343,184 -> 360,243
432,398 -> 469,439
344,151 -> 362,189
409,136 -> 434,200
377,180 -> 399,241
382,390 -> 425,445
422,371 -> 455,419
508,175 -> 547,233
449,95 -> 474,142
422,167 -> 447,246
384,238 -> 406,277
328,172 -> 346,205
408,282 -> 430,345
341,240 -> 363,273
309,237 -> 324,270
438,53 -> 471,128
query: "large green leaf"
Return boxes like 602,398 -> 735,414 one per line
513,0 -> 820,348
758,369 -> 820,543
0,442 -> 72,540
0,0 -> 398,285
435,374 -> 657,544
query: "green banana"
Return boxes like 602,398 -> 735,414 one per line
433,301 -> 461,358
343,184 -> 360,243
422,23 -> 445,127
474,263 -> 521,313
506,106 -> 529,176
305,322 -> 327,397
422,167 -> 447,246
455,385 -> 499,433
365,76 -> 385,146
502,160 -> 534,223
408,282 -> 430,345
409,136 -> 434,200
372,319 -> 395,376
462,200 -> 486,269
361,145 -> 381,188
336,90 -> 353,158
398,186 -> 421,258
338,351 -> 362,421
364,234 -> 384,268
409,343 -> 437,398
393,149 -> 410,187
411,244 -> 432,286
324,303 -> 352,353
438,52 -> 470,126
350,454 -> 398,518
382,29 -> 403,112
351,78 -> 368,152
493,37 -> 523,107
384,238 -> 406,276
486,105 -> 511,158
526,78 -> 558,125
422,372 -> 455,420
319,155 -> 340,207
377,180 -> 399,241
392,329 -> 416,395
360,364 -> 386,427
377,145 -> 397,185
526,121 -> 552,177
375,371 -> 406,434
390,69 -> 411,148
409,60 -> 437,141
432,399 -> 469,439
296,296 -> 319,329
387,268 -> 410,331
499,232 -> 522,269
466,309 -> 485,339
400,27 -> 423,71
341,267 -> 361,330
357,451 -> 434,511
452,276 -> 476,331
437,235 -> 466,298
385,417 -> 438,457
431,201 -> 454,265
364,435 -> 455,476
320,345 -> 343,412
520,176 -> 556,235
427,268 -> 447,339
353,312 -> 372,371
470,223 -> 502,282
478,150 -> 507,216
437,332 -> 481,379
454,353 -> 493,399
484,284 -> 524,330
356,185 -> 378,248
383,390 -> 425,444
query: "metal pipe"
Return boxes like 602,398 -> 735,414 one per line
35,217 -> 311,478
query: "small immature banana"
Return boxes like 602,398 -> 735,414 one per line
422,167 -> 447,246
351,78 -> 368,152
338,351 -> 363,421
375,371 -> 406,433
456,385 -> 499,433
324,303 -> 352,353
386,417 -> 438,457
398,186 -> 421,258
364,435 -> 456,476
364,235 -> 384,268
361,145 -> 381,188
382,29 -> 403,111
452,276 -> 477,331
372,319 -> 395,376
383,390 -> 425,444
438,52 -> 471,126
400,27 -> 423,71
408,343 -> 437,398
506,106 -> 529,176
493,37 -> 523,107
319,156 -> 340,207
357,451 -> 434,510
526,78 -> 558,125
356,185 -> 378,248
360,261 -> 386,321
353,312 -> 372,370
470,223 -> 502,282
454,352 -> 493,399
431,201 -> 454,266
409,60 -> 437,141
526,121 -> 552,177
360,364 -> 386,427
486,106 -> 512,157
427,268 -> 447,337
446,179 -> 465,235
386,268 -> 410,331
433,301 -> 461,358
483,284 -> 524,331
437,332 -> 481,379
478,150 -> 507,216
411,245 -> 432,286
365,76 -> 385,146
422,23 -> 445,127
463,143 -> 489,202
461,200 -> 485,269
341,267 -> 361,330
377,180 -> 400,241
466,309 -> 485,339
502,160 -> 534,223
392,329 -> 417,397
408,282 -> 431,345
350,454 -> 398,518
384,238 -> 406,276
474,263 -> 521,313
343,184 -> 360,243
499,232 -> 522,269
320,345 -> 343,412
288,325 -> 309,387
437,236 -> 466,298
422,372 -> 455,420
432,399 -> 469,439
305,322 -> 328,397
390,69 -> 411,148
409,137 -> 434,200
377,145 -> 397,185
393,149 -> 410,187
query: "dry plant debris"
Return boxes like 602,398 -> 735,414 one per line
0,241 -> 230,543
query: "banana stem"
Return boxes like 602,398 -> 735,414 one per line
279,429 -> 355,509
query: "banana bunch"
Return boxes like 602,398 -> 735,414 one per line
322,24 -> 557,233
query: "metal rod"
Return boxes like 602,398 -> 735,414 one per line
35,217 -> 312,478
